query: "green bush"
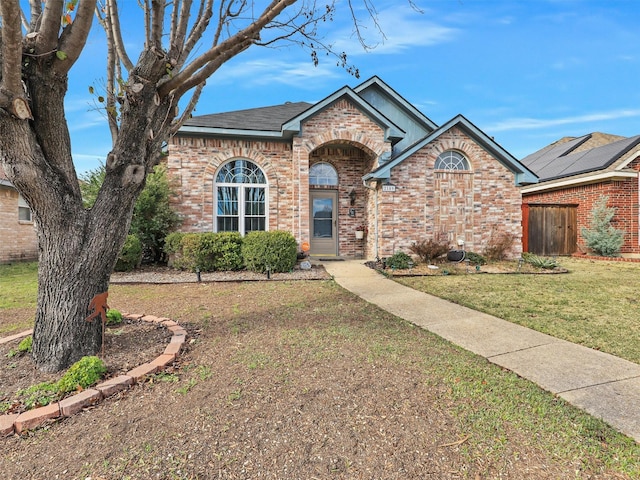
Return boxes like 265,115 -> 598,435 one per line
164,232 -> 184,255
171,232 -> 244,271
465,251 -> 486,265
581,195 -> 625,257
242,231 -> 297,273
18,356 -> 107,409
386,251 -> 413,269
115,234 -> 142,271
57,356 -> 106,394
106,309 -> 123,326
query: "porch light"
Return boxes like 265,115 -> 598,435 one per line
349,188 -> 356,205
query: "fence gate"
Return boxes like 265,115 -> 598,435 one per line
526,204 -> 578,256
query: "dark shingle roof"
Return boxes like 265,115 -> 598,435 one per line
184,102 -> 313,132
523,134 -> 640,182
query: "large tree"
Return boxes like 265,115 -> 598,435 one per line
0,0 -> 415,372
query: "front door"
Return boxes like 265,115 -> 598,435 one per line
310,190 -> 338,256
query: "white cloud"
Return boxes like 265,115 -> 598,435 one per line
486,109 -> 640,132
213,58 -> 342,89
329,4 -> 459,55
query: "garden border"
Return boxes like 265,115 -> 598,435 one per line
0,313 -> 186,437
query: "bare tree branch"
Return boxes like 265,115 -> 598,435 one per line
35,0 -> 64,53
150,0 -> 165,51
55,0 -> 99,75
105,0 -> 134,71
159,0 -> 296,99
0,0 -> 32,119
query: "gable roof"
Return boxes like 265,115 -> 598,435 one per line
521,133 -> 640,183
364,114 -> 538,186
281,85 -> 405,143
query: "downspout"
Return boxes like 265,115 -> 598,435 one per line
363,178 -> 378,260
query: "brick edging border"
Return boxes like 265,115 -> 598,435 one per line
1,313 -> 186,437
571,253 -> 640,263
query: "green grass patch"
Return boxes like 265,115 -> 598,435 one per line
0,262 -> 38,309
397,258 -> 640,363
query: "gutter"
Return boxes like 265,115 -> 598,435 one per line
362,178 -> 378,260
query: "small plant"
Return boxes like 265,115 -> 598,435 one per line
19,381 -> 58,409
409,238 -> 449,263
465,252 -> 486,265
106,309 -> 123,326
57,356 -> 107,394
6,335 -> 32,358
355,224 -> 367,233
581,195 -> 625,257
483,230 -> 516,261
522,253 -> 559,270
386,251 -> 413,269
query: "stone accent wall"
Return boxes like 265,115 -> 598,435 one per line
0,185 -> 38,263
376,127 -> 523,258
523,156 -> 640,255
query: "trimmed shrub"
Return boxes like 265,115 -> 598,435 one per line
242,231 -> 297,273
173,232 -> 244,271
386,251 -> 413,269
115,234 -> 142,271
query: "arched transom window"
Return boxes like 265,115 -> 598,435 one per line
215,159 -> 267,234
434,151 -> 470,171
309,162 -> 338,186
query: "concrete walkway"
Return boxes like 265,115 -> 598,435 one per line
323,260 -> 640,443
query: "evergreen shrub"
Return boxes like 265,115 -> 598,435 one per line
242,231 -> 297,273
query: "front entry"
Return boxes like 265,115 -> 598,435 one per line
310,190 -> 338,256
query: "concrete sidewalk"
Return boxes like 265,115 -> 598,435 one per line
323,260 -> 640,443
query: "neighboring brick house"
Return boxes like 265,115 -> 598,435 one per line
0,166 -> 38,263
521,132 -> 640,258
168,76 -> 537,260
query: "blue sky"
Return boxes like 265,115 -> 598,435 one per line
66,0 -> 640,173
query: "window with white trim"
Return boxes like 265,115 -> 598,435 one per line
434,150 -> 470,171
18,194 -> 32,222
309,162 -> 338,186
215,159 -> 267,234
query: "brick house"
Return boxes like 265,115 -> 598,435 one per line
168,76 -> 537,260
521,132 -> 640,258
0,166 -> 38,263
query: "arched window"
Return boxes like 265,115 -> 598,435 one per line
309,162 -> 338,186
215,159 -> 267,234
434,151 -> 470,171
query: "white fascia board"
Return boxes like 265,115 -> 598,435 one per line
521,170 -> 638,194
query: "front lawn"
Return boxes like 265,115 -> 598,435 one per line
396,257 -> 640,363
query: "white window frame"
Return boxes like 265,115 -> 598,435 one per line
309,162 -> 339,186
214,159 -> 269,235
435,150 -> 471,171
18,194 -> 32,223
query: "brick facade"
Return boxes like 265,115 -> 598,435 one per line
169,97 -> 524,260
0,184 -> 38,263
523,156 -> 640,256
